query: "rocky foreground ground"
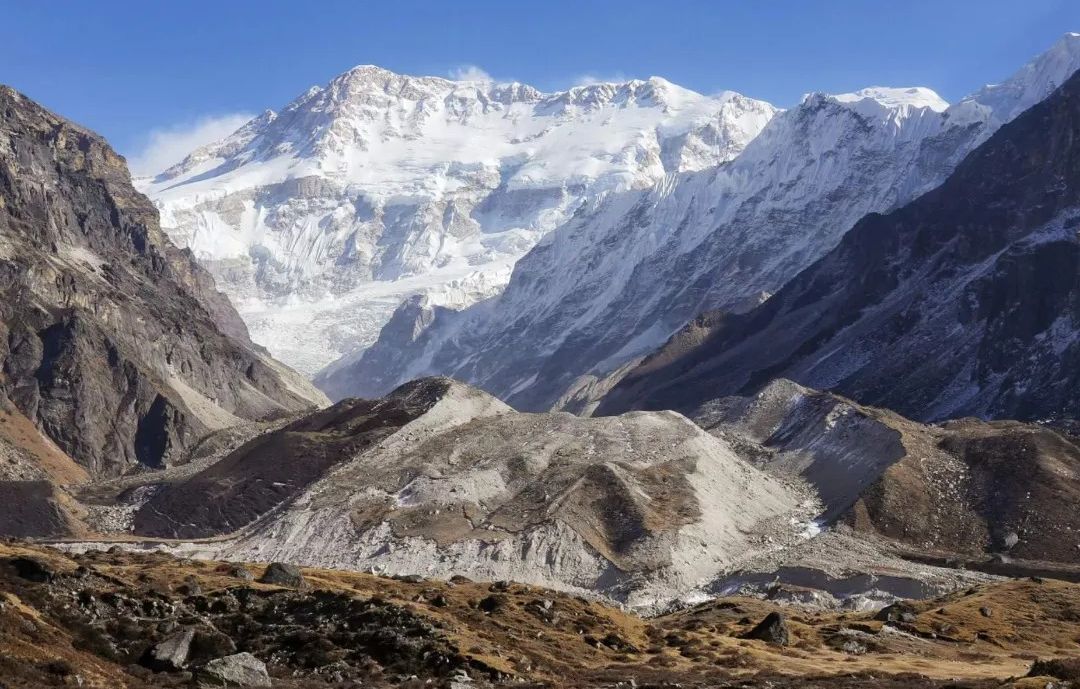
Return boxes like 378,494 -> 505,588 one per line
0,542 -> 1078,688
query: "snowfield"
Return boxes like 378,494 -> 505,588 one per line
142,68 -> 776,372
329,33 -> 1080,410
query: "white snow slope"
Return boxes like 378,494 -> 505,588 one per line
142,68 -> 776,373
328,33 -> 1080,411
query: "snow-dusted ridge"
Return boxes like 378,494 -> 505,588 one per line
143,68 -> 777,373
329,33 -> 1080,411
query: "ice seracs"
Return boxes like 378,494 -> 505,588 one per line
143,67 -> 777,373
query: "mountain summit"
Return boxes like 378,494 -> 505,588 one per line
332,34 -> 1080,412
143,68 -> 777,373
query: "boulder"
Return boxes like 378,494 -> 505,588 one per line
874,601 -> 919,624
226,564 -> 254,581
741,612 -> 789,646
142,628 -> 194,671
195,652 -> 271,687
190,629 -> 238,665
6,557 -> 55,583
258,562 -> 305,588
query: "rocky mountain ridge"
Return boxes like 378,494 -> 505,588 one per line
598,54 -> 1080,424
0,86 -> 326,481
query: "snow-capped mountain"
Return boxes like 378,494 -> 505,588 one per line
599,61 -> 1080,423
143,67 -> 776,373
327,33 -> 1080,411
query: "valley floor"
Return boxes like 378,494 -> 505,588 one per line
1,542 -> 1079,688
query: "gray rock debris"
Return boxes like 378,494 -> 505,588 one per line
195,652 -> 271,687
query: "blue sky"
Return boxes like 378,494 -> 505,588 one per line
3,0 -> 1079,173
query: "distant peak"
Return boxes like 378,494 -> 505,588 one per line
340,64 -> 399,79
950,31 -> 1080,127
830,86 -> 949,112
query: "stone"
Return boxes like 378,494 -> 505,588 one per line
478,595 -> 505,613
141,628 -> 195,671
226,565 -> 254,582
258,562 -> 305,588
178,575 -> 202,596
875,602 -> 919,624
741,612 -> 790,646
195,652 -> 271,687
190,629 -> 238,665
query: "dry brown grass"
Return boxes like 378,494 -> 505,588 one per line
1,542 -> 1078,687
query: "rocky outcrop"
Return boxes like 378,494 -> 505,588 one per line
0,86 -> 326,479
696,380 -> 1080,565
598,58 -> 1080,424
741,612 -> 790,646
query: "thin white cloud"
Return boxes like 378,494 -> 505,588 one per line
448,65 -> 494,82
572,72 -> 629,87
126,112 -> 254,176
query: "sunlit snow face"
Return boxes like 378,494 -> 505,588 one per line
140,70 -> 778,374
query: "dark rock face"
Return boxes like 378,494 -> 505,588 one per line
741,612 -> 789,646
0,86 -> 324,478
599,69 -> 1080,424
